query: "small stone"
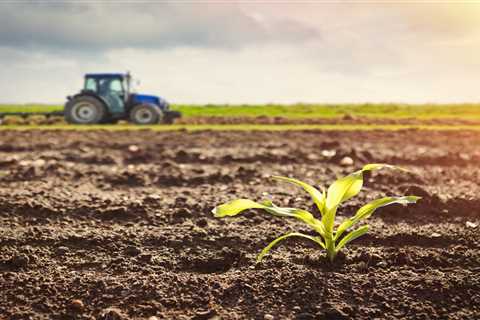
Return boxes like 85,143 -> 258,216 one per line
321,150 -> 336,158
431,232 -> 441,238
264,314 -> 274,320
466,221 -> 478,228
339,156 -> 354,166
148,317 -> 159,320
124,245 -> 141,256
128,145 -> 140,153
69,299 -> 84,312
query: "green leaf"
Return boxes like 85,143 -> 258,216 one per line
272,176 -> 326,215
325,171 -> 363,213
212,199 -> 326,236
334,196 -> 421,240
265,205 -> 327,236
335,225 -> 369,252
322,171 -> 363,232
212,199 -> 266,217
323,163 -> 406,231
257,232 -> 325,262
361,163 -> 409,173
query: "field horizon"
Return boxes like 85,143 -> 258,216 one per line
2,102 -> 480,119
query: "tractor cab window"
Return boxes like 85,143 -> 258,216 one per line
109,79 -> 124,93
97,78 -> 124,95
84,78 -> 97,92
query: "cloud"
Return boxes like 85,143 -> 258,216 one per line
0,2 -> 320,52
1,2 -> 480,104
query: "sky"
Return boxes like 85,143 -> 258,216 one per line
1,1 -> 480,104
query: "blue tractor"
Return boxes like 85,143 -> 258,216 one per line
65,73 -> 180,124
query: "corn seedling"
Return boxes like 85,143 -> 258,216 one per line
212,164 -> 420,262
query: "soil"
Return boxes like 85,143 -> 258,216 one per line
4,114 -> 480,126
0,129 -> 479,320
175,115 -> 480,126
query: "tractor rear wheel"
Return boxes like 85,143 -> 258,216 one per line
65,96 -> 107,124
129,104 -> 162,125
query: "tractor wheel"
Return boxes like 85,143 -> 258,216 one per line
129,104 -> 162,125
65,96 -> 107,124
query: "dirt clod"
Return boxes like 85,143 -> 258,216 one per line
68,299 -> 84,312
193,309 -> 217,320
9,253 -> 30,268
56,246 -> 69,256
295,313 -> 315,320
466,221 -> 478,228
124,245 -> 142,256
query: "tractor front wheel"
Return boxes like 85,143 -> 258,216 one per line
65,96 -> 107,124
129,104 -> 162,125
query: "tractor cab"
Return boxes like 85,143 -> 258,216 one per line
83,73 -> 128,114
64,72 -> 180,125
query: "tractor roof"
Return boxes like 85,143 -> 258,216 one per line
85,73 -> 125,79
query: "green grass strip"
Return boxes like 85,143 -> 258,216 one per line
3,103 -> 480,119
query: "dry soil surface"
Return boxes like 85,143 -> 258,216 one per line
0,129 -> 479,320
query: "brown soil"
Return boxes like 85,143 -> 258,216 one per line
4,114 -> 480,126
176,115 -> 480,126
0,129 -> 479,320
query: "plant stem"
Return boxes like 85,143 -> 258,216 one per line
325,236 -> 336,262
